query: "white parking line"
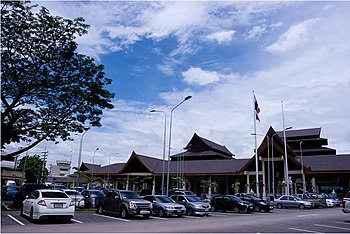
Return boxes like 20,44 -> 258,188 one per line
210,213 -> 228,217
289,227 -> 324,233
297,214 -> 320,218
93,214 -> 130,222
335,221 -> 350,225
184,215 -> 201,219
314,224 -> 350,231
7,214 -> 25,226
71,219 -> 83,223
150,216 -> 168,220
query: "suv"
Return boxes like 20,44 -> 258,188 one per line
96,189 -> 152,218
170,194 -> 211,216
13,183 -> 49,208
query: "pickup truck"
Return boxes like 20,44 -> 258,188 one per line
96,189 -> 152,218
294,193 -> 327,208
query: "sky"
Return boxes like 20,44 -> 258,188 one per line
9,1 -> 350,170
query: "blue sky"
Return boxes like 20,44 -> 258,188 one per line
10,1 -> 350,169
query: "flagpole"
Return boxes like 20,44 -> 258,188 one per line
253,90 -> 259,197
281,101 -> 290,195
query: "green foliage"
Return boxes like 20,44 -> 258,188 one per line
1,1 -> 115,157
171,176 -> 182,188
200,179 -> 218,189
232,181 -> 241,193
17,154 -> 48,183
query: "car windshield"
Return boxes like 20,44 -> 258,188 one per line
91,191 -> 105,197
186,196 -> 201,202
120,191 -> 140,199
42,191 -> 69,198
65,191 -> 80,196
156,196 -> 174,203
7,186 -> 18,191
292,196 -> 302,201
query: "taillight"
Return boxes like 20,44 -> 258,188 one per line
37,200 -> 47,206
70,200 -> 75,206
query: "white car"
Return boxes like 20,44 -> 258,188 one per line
343,200 -> 350,213
63,189 -> 85,208
21,189 -> 75,222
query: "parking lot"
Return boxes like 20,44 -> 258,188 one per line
2,206 -> 350,233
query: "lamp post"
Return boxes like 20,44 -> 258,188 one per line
166,95 -> 192,196
77,128 -> 90,168
299,141 -> 306,193
150,110 -> 167,195
91,147 -> 99,179
281,101 -> 290,195
107,153 -> 118,188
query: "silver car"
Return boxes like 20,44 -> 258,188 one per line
143,195 -> 186,217
63,189 -> 85,208
274,195 -> 314,209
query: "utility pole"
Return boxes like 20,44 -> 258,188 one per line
41,149 -> 48,183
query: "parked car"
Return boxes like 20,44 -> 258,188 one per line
170,194 -> 211,216
96,189 -> 152,218
342,191 -> 350,207
2,185 -> 18,200
323,193 -> 341,207
63,189 -> 85,208
342,200 -> 350,213
81,189 -> 105,208
274,195 -> 314,209
295,193 -> 326,208
49,184 -> 68,191
20,189 -> 74,222
236,193 -> 274,212
143,195 -> 186,217
168,189 -> 196,196
210,195 -> 254,213
13,183 -> 49,208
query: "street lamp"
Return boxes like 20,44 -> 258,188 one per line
299,141 -> 306,192
281,101 -> 291,195
150,110 -> 167,195
77,128 -> 90,168
107,153 -> 118,188
166,95 -> 192,196
251,133 -> 270,200
91,147 -> 99,179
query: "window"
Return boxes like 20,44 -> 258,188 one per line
42,191 -> 69,198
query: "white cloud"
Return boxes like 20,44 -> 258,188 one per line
182,67 -> 225,86
206,30 -> 236,44
265,18 -> 321,54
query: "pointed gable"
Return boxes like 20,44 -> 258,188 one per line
120,151 -> 160,173
171,133 -> 234,161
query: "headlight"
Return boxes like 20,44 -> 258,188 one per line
149,203 -> 153,209
129,201 -> 137,209
259,202 -> 265,205
194,204 -> 201,208
239,202 -> 245,205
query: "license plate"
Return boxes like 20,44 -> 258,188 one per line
140,210 -> 150,214
54,203 -> 63,208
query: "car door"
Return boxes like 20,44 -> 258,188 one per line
289,196 -> 298,208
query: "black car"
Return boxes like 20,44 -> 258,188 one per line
236,193 -> 274,212
210,195 -> 254,213
12,183 -> 49,208
81,189 -> 106,208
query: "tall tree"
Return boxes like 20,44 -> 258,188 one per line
17,154 -> 49,183
1,2 -> 115,157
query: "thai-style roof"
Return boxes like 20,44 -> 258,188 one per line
298,154 -> 350,172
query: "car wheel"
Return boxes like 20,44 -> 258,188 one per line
277,203 -> 283,209
186,208 -> 194,216
120,207 -> 128,219
96,204 -> 104,214
233,207 -> 240,213
299,204 -> 305,209
158,209 -> 166,217
255,206 -> 261,212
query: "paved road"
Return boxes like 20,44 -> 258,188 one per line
2,207 -> 350,233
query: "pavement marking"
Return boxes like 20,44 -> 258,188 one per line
93,213 -> 130,222
71,219 -> 83,223
289,227 -> 324,233
7,214 -> 25,226
184,215 -> 201,219
297,213 -> 320,218
210,213 -> 228,217
150,216 -> 168,220
314,224 -> 350,231
334,221 -> 350,225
